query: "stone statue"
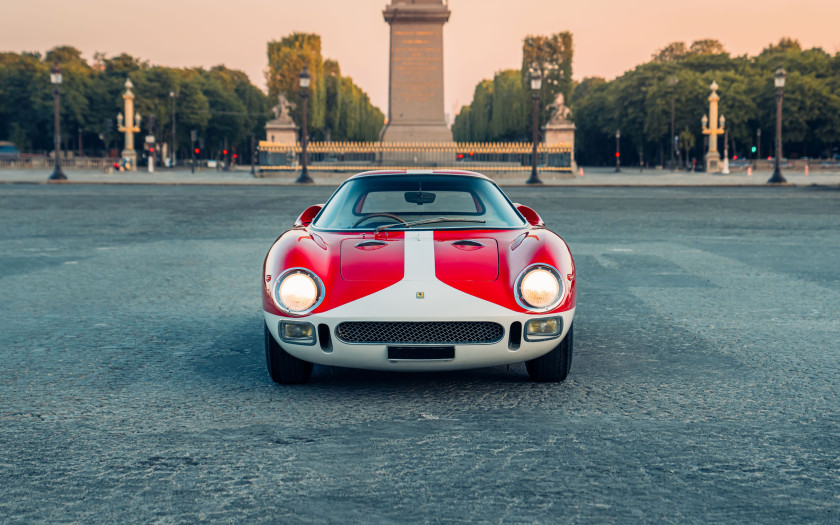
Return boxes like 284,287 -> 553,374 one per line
270,94 -> 293,124
265,93 -> 298,144
547,93 -> 571,124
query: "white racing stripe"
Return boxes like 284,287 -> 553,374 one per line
403,230 -> 436,281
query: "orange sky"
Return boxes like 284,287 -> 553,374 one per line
5,0 -> 840,121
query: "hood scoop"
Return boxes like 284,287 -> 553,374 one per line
451,239 -> 485,251
341,238 -> 404,281
435,238 -> 498,281
354,240 -> 388,250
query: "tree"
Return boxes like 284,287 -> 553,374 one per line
688,39 -> 727,56
679,127 -> 696,167
265,33 -> 383,141
266,33 -> 326,137
490,70 -> 528,141
522,32 -> 573,128
455,32 -> 575,142
0,48 -> 268,160
652,42 -> 689,63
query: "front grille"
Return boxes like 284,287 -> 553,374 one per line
335,321 -> 504,345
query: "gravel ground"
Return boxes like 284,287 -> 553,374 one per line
0,185 -> 838,523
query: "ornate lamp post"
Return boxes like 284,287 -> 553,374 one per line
48,62 -> 67,181
117,79 -> 141,170
295,66 -> 313,184
615,129 -> 621,172
526,69 -> 543,184
701,81 -> 725,173
768,67 -> 787,184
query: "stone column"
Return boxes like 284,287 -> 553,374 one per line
382,0 -> 452,143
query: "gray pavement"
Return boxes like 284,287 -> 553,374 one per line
0,184 -> 838,523
1,166 -> 839,187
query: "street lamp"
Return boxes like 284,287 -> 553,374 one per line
768,67 -> 787,184
295,65 -> 313,184
526,69 -> 543,184
169,91 -> 176,168
49,62 -> 66,181
615,129 -> 621,172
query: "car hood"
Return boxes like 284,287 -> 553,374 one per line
263,227 -> 575,315
340,234 -> 499,282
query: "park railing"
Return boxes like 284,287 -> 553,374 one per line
257,141 -> 573,173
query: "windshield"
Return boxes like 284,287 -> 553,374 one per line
312,175 -> 526,231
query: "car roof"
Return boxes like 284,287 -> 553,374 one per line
347,169 -> 493,181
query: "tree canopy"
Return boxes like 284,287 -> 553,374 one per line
454,36 -> 840,165
0,46 -> 269,160
266,33 -> 384,142
572,38 -> 840,165
453,32 -> 573,143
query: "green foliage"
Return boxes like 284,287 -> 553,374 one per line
455,32 -> 573,142
456,35 -> 840,165
679,127 -> 696,165
522,32 -> 573,128
266,33 -> 383,141
572,37 -> 840,165
0,46 -> 269,159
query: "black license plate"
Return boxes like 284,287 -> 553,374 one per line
387,346 -> 455,360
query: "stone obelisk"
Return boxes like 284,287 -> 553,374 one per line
382,0 -> 452,142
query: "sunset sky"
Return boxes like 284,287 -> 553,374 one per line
5,0 -> 840,120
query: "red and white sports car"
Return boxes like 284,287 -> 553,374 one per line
262,170 -> 576,384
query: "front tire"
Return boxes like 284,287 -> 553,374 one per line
265,323 -> 313,384
526,324 -> 573,383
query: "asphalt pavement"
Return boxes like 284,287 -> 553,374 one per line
1,165 -> 839,187
0,184 -> 838,523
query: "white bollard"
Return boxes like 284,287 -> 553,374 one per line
148,156 -> 154,173
747,166 -> 752,176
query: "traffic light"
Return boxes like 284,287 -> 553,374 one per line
222,149 -> 228,156
615,152 -> 620,158
149,147 -> 155,154
751,146 -> 757,153
194,148 -> 200,155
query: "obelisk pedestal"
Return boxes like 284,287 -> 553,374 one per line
382,0 -> 452,144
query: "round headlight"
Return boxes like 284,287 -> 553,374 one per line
517,265 -> 563,311
275,270 -> 322,314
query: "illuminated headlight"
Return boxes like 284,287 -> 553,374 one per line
273,269 -> 324,315
516,264 -> 565,312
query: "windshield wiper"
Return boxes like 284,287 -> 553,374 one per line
375,217 -> 486,233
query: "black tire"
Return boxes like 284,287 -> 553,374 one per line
525,324 -> 573,383
265,323 -> 313,384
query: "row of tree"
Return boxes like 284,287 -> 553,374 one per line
454,37 -> 840,166
0,36 -> 385,160
266,33 -> 384,142
452,33 -> 573,142
572,38 -> 840,166
0,46 -> 269,161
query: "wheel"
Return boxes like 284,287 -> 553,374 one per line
265,322 -> 313,384
526,324 -> 573,383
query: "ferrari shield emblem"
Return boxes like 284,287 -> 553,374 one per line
416,292 -> 424,299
